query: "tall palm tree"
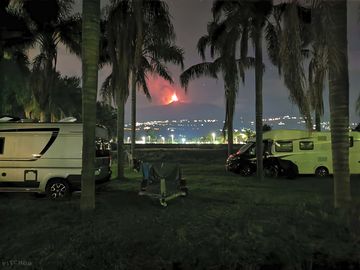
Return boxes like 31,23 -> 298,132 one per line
305,3 -> 327,131
0,0 -> 32,113
325,0 -> 351,208
102,0 -> 183,178
180,20 -> 254,156
15,0 -> 81,122
212,0 -> 273,180
131,0 -> 144,159
103,0 -> 133,179
270,0 -> 351,207
129,0 -> 183,159
1,50 -> 32,117
81,0 -> 100,211
276,2 -> 312,129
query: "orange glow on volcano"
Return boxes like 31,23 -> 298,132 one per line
170,93 -> 179,103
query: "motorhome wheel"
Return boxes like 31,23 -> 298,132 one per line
315,167 -> 329,177
46,179 -> 70,200
264,166 -> 279,178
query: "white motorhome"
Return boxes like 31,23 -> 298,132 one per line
0,120 -> 112,199
226,129 -> 360,177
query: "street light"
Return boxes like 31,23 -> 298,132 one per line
142,136 -> 145,144
161,136 -> 165,144
212,132 -> 216,143
181,138 -> 186,144
170,134 -> 174,144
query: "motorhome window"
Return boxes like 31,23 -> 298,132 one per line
349,137 -> 353,147
299,141 -> 314,150
275,141 -> 293,152
0,137 -> 4,154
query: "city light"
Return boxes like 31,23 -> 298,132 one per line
212,132 -> 216,143
170,134 -> 174,144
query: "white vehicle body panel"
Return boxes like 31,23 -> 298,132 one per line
260,130 -> 360,175
0,123 -> 111,193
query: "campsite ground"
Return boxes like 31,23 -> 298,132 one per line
1,148 -> 360,269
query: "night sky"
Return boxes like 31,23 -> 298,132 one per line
53,0 -> 360,123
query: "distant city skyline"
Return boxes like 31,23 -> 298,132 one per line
124,113 -> 360,142
52,0 -> 360,123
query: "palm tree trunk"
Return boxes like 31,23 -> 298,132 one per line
327,0 -> 351,208
226,96 -> 234,156
255,22 -> 264,181
130,71 -> 136,158
315,110 -> 321,131
80,0 -> 100,211
227,117 -> 233,156
131,0 -> 144,158
117,94 -> 125,179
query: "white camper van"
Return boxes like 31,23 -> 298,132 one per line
0,121 -> 112,199
226,129 -> 360,178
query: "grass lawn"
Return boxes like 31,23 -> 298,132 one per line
1,150 -> 360,270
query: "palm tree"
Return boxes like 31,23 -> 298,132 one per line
1,50 -> 32,117
180,20 -> 254,156
81,0 -> 100,211
51,74 -> 82,120
16,0 -> 81,122
102,0 -> 183,178
269,0 -> 351,207
103,0 -> 133,179
276,2 -> 313,129
212,0 -> 273,180
131,0 -> 144,160
0,0 -> 32,113
325,0 -> 351,208
129,0 -> 183,159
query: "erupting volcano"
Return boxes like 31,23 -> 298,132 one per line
167,93 -> 179,104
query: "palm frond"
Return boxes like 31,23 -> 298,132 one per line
180,62 -> 219,91
265,21 -> 281,74
145,43 -> 184,69
152,61 -> 173,84
280,3 -> 312,129
55,14 -> 82,56
237,57 -> 256,83
32,53 -> 47,71
240,21 -> 249,60
197,35 -> 210,60
138,74 -> 151,101
100,74 -> 114,105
